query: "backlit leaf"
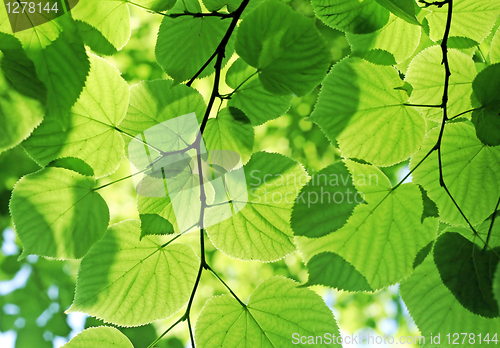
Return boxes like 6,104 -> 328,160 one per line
311,57 -> 425,166
204,107 -> 254,163
296,160 -> 437,290
23,54 -> 129,178
69,220 -> 199,326
195,276 -> 341,348
63,326 -> 134,347
411,122 -> 500,226
346,14 -> 421,64
405,46 -> 476,122
206,152 -> 306,262
72,0 -> 131,51
424,0 -> 500,44
156,12 -> 234,84
312,0 -> 390,34
236,0 -> 330,96
226,58 -> 292,126
303,252 -> 372,291
10,167 -> 109,259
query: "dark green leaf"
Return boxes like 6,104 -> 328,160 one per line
412,240 -> 433,269
434,232 -> 500,318
471,63 -> 500,146
291,161 -> 360,238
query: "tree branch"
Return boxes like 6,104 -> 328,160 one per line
148,1 -> 251,347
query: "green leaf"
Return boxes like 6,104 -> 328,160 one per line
23,54 -> 129,178
139,213 -> 175,239
434,232 -> 500,318
204,107 -> 254,163
195,276 -> 341,348
412,240 -> 433,269
202,0 -> 264,16
400,252 -> 500,346
68,220 -> 199,326
446,36 -> 480,49
135,166 -> 217,238
471,63 -> 500,146
72,0 -> 131,51
375,0 -> 420,26
75,20 -> 118,57
419,185 -> 439,221
119,80 -> 206,150
311,57 -> 425,166
491,27 -> 500,64
47,157 -> 95,177
236,0 -> 330,97
411,122 -> 500,226
206,152 -> 306,262
63,326 -> 134,347
135,0 -> 177,12
296,160 -> 438,290
424,0 -> 500,43
291,162 -> 360,238
405,46 -> 476,122
312,0 -> 390,34
138,196 -> 182,235
351,48 -> 397,65
156,14 -> 234,84
0,48 -> 44,154
226,58 -> 292,126
10,167 -> 109,259
0,32 -> 46,104
12,15 -> 90,130
346,14 -> 421,64
168,0 -> 201,13
303,252 -> 372,291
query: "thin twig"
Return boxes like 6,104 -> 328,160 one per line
404,103 -> 443,108
148,1 -> 251,347
146,316 -> 186,348
447,107 -> 484,121
433,0 -> 482,240
220,71 -> 259,100
205,263 -> 247,308
168,11 -> 233,19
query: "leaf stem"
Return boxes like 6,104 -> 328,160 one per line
204,263 -> 247,308
403,103 -> 443,108
93,169 -> 146,191
220,71 -> 259,100
146,316 -> 186,348
168,11 -> 234,19
447,107 -> 484,121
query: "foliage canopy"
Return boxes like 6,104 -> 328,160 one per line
1,0 -> 500,346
